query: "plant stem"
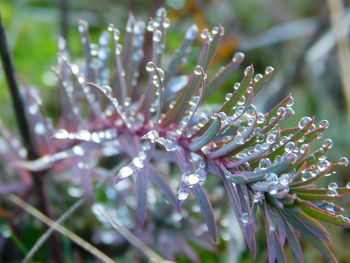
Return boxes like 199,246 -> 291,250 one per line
59,0 -> 69,43
0,12 -> 63,262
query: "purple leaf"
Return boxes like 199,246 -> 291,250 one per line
192,184 -> 217,243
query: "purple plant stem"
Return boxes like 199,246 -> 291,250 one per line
0,12 -> 63,262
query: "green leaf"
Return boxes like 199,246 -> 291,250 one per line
299,204 -> 350,228
220,65 -> 254,115
189,118 -> 221,151
282,210 -> 337,263
203,55 -> 244,100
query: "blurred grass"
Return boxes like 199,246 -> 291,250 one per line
1,0 -> 350,262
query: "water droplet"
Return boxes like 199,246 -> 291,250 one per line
225,93 -> 233,101
265,66 -> 274,74
298,116 -> 312,128
241,212 -> 249,225
153,30 -> 162,42
186,24 -> 198,40
73,145 -> 85,156
259,158 -> 271,170
119,166 -> 134,179
244,66 -> 252,76
34,122 -> 46,135
163,18 -> 170,28
28,104 -> 39,115
268,184 -> 278,196
323,139 -> 333,149
266,133 -> 276,144
328,182 -> 338,190
279,174 -> 290,186
144,130 -> 159,142
194,65 -> 202,75
319,119 -> 329,128
147,20 -> 155,31
284,141 -> 295,153
200,29 -> 209,39
300,144 -> 308,154
101,85 -> 112,95
232,52 -> 245,62
253,192 -> 263,203
178,189 -> 189,200
132,157 -> 144,169
301,170 -> 312,181
327,189 -> 338,197
338,156 -> 349,166
107,24 -> 114,32
286,96 -> 294,107
265,173 -> 278,183
112,28 -> 120,41
156,7 -> 167,17
233,82 -> 240,90
317,160 -> 330,171
211,26 -> 219,35
146,61 -> 154,72
186,173 -> 200,185
253,74 -> 263,82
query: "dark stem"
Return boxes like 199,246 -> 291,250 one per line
0,12 -> 63,262
59,0 -> 69,44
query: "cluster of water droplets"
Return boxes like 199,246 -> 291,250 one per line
142,130 -> 178,151
53,128 -> 117,143
116,146 -> 150,181
177,153 -> 207,201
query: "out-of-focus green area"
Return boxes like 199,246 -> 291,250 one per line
1,0 -> 350,262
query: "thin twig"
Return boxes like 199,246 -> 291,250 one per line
327,0 -> 350,117
8,194 -> 116,263
97,208 -> 175,263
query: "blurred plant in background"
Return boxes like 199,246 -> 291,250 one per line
1,1 -> 350,263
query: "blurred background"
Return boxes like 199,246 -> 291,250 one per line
1,0 -> 350,262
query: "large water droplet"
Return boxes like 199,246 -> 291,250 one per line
232,52 -> 245,62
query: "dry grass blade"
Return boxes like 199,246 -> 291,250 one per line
7,194 -> 116,263
96,208 -> 175,263
23,164 -> 125,262
23,198 -> 84,263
